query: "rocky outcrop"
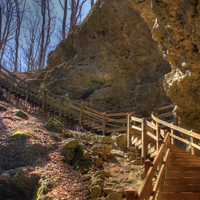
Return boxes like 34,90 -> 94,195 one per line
132,0 -> 200,130
43,0 -> 170,115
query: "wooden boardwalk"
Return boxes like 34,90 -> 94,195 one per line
160,147 -> 200,200
1,65 -> 200,200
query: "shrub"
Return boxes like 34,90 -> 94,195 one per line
45,117 -> 64,133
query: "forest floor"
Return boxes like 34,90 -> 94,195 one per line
0,100 -> 87,200
0,100 -> 143,200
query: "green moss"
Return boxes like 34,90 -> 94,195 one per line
45,117 -> 64,133
11,130 -> 31,140
15,110 -> 28,120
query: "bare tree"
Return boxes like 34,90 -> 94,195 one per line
59,0 -> 68,40
36,0 -> 55,69
69,0 -> 88,32
91,0 -> 94,7
23,16 -> 41,71
13,0 -> 27,72
0,1 -> 16,65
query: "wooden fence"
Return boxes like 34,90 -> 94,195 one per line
126,109 -> 200,200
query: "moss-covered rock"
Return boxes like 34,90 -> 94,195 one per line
11,130 -> 31,141
61,139 -> 92,172
15,110 -> 28,120
61,139 -> 83,163
45,117 -> 64,133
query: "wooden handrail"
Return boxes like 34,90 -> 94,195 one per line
139,133 -> 171,200
0,65 -> 129,135
152,113 -> 200,145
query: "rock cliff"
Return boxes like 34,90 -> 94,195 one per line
133,0 -> 200,130
43,0 -> 170,115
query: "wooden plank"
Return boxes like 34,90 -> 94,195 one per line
152,114 -> 200,141
153,163 -> 165,193
131,116 -> 143,123
147,131 -> 157,141
157,104 -> 174,112
107,112 -> 132,117
131,124 -> 142,132
127,114 -> 130,149
146,121 -> 157,130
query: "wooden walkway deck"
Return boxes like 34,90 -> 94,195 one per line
160,147 -> 200,200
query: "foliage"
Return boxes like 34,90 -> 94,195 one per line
45,117 -> 64,133
35,179 -> 53,200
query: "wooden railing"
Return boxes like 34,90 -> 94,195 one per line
0,65 -> 128,135
138,133 -> 171,200
151,113 -> 200,154
127,111 -> 200,200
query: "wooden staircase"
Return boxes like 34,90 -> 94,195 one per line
159,147 -> 200,200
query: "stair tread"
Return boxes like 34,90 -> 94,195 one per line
160,192 -> 200,200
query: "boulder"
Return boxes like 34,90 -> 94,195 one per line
42,0 -> 170,115
11,130 -> 31,141
61,139 -> 83,164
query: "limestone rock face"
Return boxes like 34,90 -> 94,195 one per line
133,1 -> 200,130
43,0 -> 170,115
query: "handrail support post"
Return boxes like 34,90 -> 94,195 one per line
127,113 -> 131,149
141,118 -> 147,161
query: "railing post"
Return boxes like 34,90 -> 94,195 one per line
79,102 -> 84,127
143,159 -> 152,177
190,130 -> 195,155
156,122 -> 161,150
141,118 -> 147,161
170,124 -> 175,145
102,112 -> 106,135
127,113 -> 131,149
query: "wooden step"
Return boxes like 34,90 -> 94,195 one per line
164,178 -> 200,184
160,192 -> 200,200
163,184 -> 200,192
